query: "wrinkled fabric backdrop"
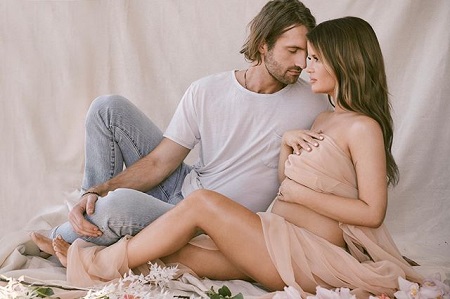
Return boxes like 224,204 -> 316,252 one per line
1,0 -> 449,270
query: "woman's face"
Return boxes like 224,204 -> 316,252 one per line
306,42 -> 336,97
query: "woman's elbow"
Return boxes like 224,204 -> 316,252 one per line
368,218 -> 384,228
366,210 -> 386,228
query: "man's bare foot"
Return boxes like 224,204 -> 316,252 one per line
30,232 -> 55,257
53,235 -> 70,267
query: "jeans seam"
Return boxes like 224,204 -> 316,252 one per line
111,125 -> 144,158
109,133 -> 116,179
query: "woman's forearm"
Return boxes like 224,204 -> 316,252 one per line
279,179 -> 386,228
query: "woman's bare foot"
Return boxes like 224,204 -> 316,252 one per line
30,232 -> 55,257
53,235 -> 70,267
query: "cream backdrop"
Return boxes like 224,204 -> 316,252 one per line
1,0 -> 449,277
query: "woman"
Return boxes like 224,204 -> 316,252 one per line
51,16 -> 422,297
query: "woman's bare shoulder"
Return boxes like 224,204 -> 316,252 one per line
347,114 -> 382,137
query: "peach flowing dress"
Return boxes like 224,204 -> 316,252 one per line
257,134 -> 422,297
65,134 -> 422,298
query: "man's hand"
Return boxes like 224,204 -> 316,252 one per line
68,193 -> 103,237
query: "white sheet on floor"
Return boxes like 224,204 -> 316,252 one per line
1,0 -> 449,291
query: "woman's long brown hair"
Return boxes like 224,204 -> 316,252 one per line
307,17 -> 399,186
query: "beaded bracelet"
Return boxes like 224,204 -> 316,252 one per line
81,191 -> 101,198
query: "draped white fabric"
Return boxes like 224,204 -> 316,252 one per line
1,0 -> 449,281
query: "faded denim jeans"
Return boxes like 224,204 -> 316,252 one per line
53,95 -> 191,246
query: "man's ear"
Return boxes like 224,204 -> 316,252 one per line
258,42 -> 268,55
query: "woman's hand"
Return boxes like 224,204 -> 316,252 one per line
282,129 -> 323,155
278,129 -> 323,183
277,178 -> 314,204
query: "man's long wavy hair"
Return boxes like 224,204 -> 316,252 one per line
240,0 -> 316,65
307,16 -> 399,186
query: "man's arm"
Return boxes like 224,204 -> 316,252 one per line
69,138 -> 191,237
91,138 -> 190,195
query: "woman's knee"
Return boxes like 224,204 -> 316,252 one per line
182,189 -> 224,214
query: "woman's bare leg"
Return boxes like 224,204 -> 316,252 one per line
52,190 -> 285,290
126,190 -> 285,291
52,233 -> 251,280
162,244 -> 250,281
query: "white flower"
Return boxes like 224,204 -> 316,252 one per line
146,263 -> 179,288
394,275 -> 450,299
307,286 -> 356,299
81,262 -> 178,299
0,276 -> 50,299
273,286 -> 302,299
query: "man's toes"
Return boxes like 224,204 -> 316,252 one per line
55,251 -> 68,267
30,232 -> 55,256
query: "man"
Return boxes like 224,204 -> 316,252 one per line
32,0 -> 329,252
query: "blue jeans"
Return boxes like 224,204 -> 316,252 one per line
53,95 -> 191,246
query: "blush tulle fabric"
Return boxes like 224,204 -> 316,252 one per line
65,135 -> 422,297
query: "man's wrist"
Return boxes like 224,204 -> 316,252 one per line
81,190 -> 101,198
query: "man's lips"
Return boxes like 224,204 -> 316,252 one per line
288,69 -> 301,76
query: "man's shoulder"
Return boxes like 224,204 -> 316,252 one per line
192,70 -> 233,86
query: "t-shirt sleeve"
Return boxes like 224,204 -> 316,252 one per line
163,83 -> 200,150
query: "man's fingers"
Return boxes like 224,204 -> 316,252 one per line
73,218 -> 102,237
84,193 -> 99,215
68,205 -> 102,237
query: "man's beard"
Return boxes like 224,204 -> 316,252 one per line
264,51 -> 301,85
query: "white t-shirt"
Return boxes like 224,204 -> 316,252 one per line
164,70 -> 329,212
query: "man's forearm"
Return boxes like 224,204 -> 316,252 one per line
87,155 -> 169,196
86,138 -> 190,197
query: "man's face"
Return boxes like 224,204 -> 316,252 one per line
263,25 -> 309,85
